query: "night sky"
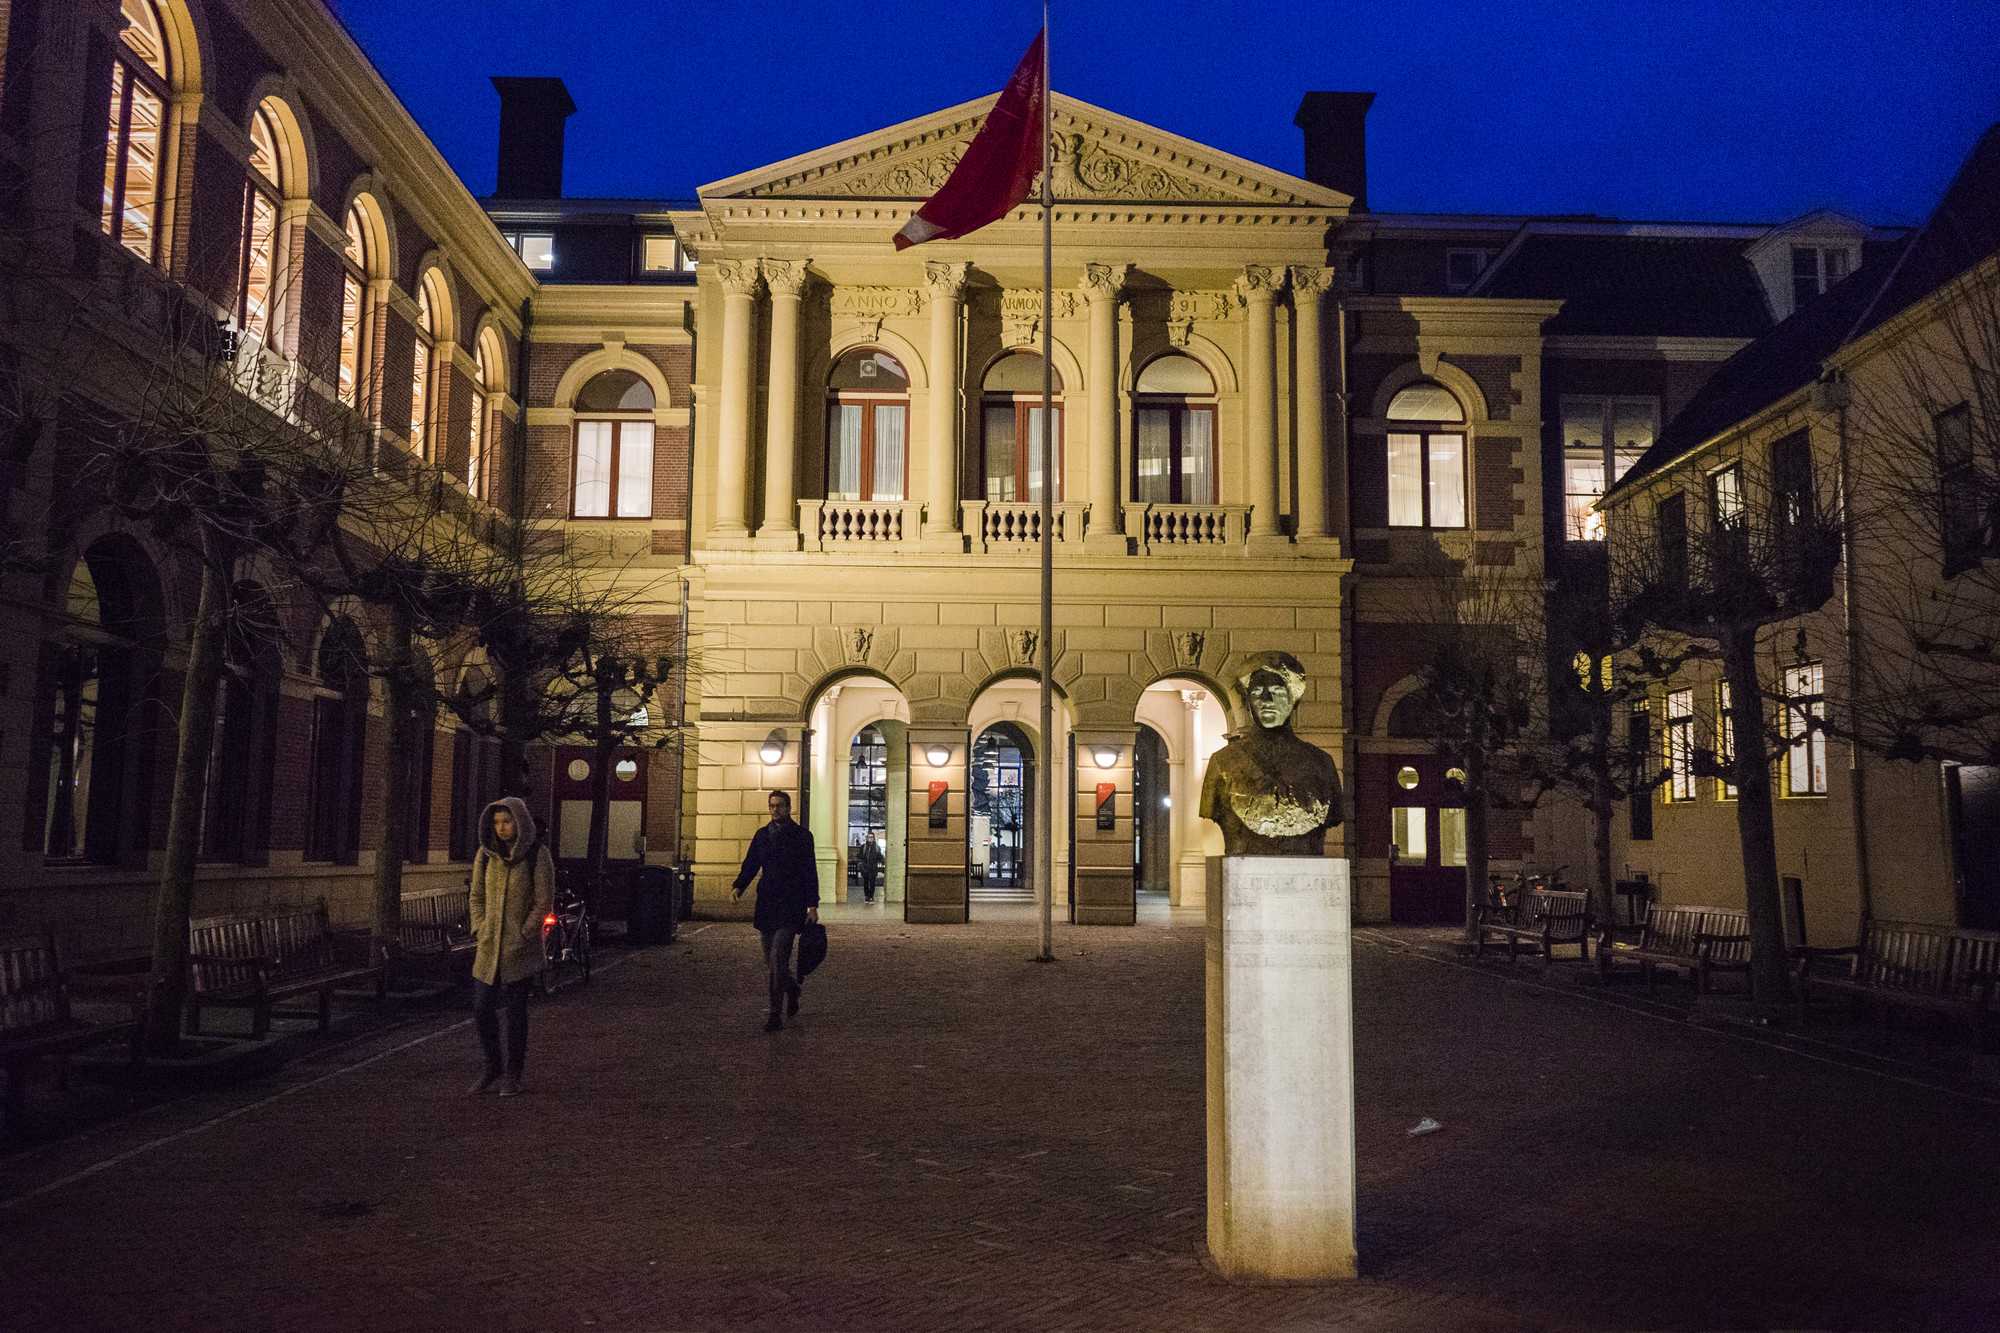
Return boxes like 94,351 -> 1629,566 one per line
334,0 -> 2000,225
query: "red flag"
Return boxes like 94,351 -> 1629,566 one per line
894,31 -> 1046,250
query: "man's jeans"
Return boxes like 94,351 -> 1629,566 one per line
759,926 -> 799,1016
473,977 -> 530,1074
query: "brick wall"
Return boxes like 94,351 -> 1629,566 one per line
1475,434 -> 1522,532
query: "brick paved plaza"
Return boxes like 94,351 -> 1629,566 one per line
7,915 -> 2000,1332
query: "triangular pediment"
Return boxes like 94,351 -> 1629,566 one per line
699,92 -> 1349,210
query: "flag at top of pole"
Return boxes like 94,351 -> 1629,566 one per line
892,31 -> 1046,250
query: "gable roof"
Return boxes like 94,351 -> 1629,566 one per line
1477,233 -> 1774,337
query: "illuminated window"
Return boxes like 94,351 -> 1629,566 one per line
1782,663 -> 1826,796
982,352 -> 1064,503
1133,354 -> 1216,505
102,0 -> 169,263
640,235 -> 694,272
518,233 -> 555,271
410,280 -> 436,457
469,335 -> 493,497
1715,682 -> 1737,800
338,204 -> 371,412
571,370 -> 655,518
1385,382 -> 1466,528
1561,396 -> 1656,541
1664,688 -> 1696,802
236,103 -> 284,343
825,350 -> 908,503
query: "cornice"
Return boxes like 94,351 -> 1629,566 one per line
1543,334 -> 1752,361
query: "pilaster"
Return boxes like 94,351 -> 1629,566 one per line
919,261 -> 971,552
1235,265 -> 1288,553
1081,262 -> 1132,553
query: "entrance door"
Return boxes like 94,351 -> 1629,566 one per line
1132,725 -> 1171,896
552,746 -> 648,872
846,726 -> 888,903
1387,760 -> 1468,925
1948,765 -> 2000,929
970,724 -> 1034,908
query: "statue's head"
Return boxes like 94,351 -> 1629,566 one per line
1234,650 -> 1308,732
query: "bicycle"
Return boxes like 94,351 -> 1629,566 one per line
539,870 -> 595,994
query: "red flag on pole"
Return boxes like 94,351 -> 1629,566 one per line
893,31 -> 1046,250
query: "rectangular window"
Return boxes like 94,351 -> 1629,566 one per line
1132,405 -> 1214,505
338,274 -> 363,408
1715,682 -> 1738,799
1783,662 -> 1827,796
1708,463 -> 1744,530
1665,688 -> 1696,802
1772,430 -> 1813,537
641,235 -> 677,271
1629,707 -> 1654,839
466,392 -> 486,497
102,64 -> 164,262
1791,245 -> 1822,308
826,401 -> 906,502
983,403 -> 1018,501
409,342 -> 431,457
1390,806 -> 1428,860
1387,433 -> 1424,526
871,409 -> 905,503
1427,434 -> 1466,528
828,404 -> 863,500
1387,431 -> 1465,528
518,234 -> 555,271
1437,807 -> 1468,868
615,422 -> 655,517
1936,403 -> 1985,570
1134,408 -> 1169,503
1445,248 -> 1494,293
1561,396 -> 1657,542
239,186 -> 279,342
1657,493 -> 1688,589
572,420 -> 612,517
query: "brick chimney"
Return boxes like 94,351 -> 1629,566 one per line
1293,92 -> 1375,210
491,76 -> 576,199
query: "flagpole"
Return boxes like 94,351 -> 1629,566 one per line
1036,0 -> 1055,963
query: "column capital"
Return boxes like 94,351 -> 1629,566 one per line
923,260 -> 971,305
714,259 -> 764,297
760,258 -> 813,299
1233,264 -> 1285,303
1080,261 -> 1133,302
1289,265 -> 1335,301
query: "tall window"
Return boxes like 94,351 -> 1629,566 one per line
102,0 -> 169,263
1561,396 -> 1657,541
1782,662 -> 1827,796
1664,687 -> 1696,802
981,352 -> 1063,502
1791,245 -> 1851,308
1709,463 -> 1746,568
1133,354 -> 1217,505
410,279 -> 437,457
1771,430 -> 1814,540
1657,493 -> 1689,589
825,350 -> 908,502
571,370 -> 655,518
202,584 -> 279,863
1385,382 -> 1466,528
469,335 -> 493,496
1715,682 -> 1738,800
338,204 -> 370,411
237,103 -> 283,344
1935,403 -> 1986,572
306,619 -> 368,864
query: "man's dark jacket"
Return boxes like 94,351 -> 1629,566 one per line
733,819 -> 819,931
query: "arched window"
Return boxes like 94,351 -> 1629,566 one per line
825,349 -> 908,502
236,101 -> 285,344
1385,381 -> 1467,529
1133,354 -> 1216,505
571,369 -> 655,517
470,329 -> 504,498
338,202 -> 373,412
449,668 -> 504,861
37,538 -> 162,864
201,583 -> 280,863
306,617 -> 368,864
410,274 -> 442,458
981,352 -> 1063,502
101,0 -> 169,262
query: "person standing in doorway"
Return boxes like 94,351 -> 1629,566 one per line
733,790 -> 819,1032
469,797 -> 554,1096
858,834 -> 885,904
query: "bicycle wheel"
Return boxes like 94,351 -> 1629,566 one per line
576,915 -> 593,983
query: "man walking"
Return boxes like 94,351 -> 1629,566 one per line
732,790 -> 820,1032
858,835 -> 884,904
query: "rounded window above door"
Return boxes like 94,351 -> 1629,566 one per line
1395,766 -> 1420,790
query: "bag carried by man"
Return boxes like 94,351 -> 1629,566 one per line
796,921 -> 828,980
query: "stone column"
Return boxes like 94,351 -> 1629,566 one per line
1235,265 -> 1284,542
758,258 -> 811,546
711,259 -> 763,541
1290,266 -> 1335,544
1081,262 -> 1132,551
922,260 -> 971,549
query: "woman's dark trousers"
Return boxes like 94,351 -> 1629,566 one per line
473,978 -> 531,1075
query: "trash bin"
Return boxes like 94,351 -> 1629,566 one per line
629,865 -> 675,946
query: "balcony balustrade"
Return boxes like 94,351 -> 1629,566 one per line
961,500 -> 1088,552
799,498 -> 922,550
1123,502 -> 1250,554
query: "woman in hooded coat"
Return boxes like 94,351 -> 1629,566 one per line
468,796 -> 555,1096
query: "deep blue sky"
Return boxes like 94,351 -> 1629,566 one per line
334,0 -> 1999,225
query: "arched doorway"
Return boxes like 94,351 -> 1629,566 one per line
970,722 -> 1035,906
1132,723 -> 1171,900
843,723 -> 900,904
804,677 -> 910,911
1134,677 -> 1230,909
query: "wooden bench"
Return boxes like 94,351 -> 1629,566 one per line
1474,889 -> 1594,966
390,886 -> 475,989
1794,919 -> 1998,1042
2,930 -> 138,1136
1602,903 -> 1752,994
188,900 -> 379,1038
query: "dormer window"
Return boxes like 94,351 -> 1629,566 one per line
1445,248 -> 1496,293
1790,245 -> 1852,307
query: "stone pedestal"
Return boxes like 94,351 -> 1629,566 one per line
1206,855 -> 1356,1281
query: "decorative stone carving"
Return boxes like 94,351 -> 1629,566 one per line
1079,262 -> 1132,302
1170,629 -> 1207,670
713,259 -> 763,296
760,258 -> 813,298
1001,289 -> 1078,321
1198,651 -> 1343,856
830,287 -> 923,319
1167,291 -> 1233,346
923,260 -> 971,305
1008,629 -> 1039,667
1289,265 -> 1335,300
844,627 -> 874,665
1232,265 -> 1285,304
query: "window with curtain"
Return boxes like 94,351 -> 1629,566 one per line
1133,354 -> 1216,505
1664,688 -> 1696,802
102,0 -> 169,264
1782,662 -> 1827,796
1560,396 -> 1657,540
410,280 -> 436,457
237,103 -> 283,344
339,204 -> 369,411
824,350 -> 909,502
1384,382 -> 1466,528
981,352 -> 1064,502
570,370 -> 656,518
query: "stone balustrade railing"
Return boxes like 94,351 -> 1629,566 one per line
1123,503 -> 1251,553
961,500 -> 1088,552
799,499 -> 922,550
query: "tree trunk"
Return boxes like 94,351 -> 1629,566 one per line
371,604 -> 415,965
586,681 -> 615,887
1461,715 -> 1491,946
499,664 -> 534,795
143,543 -> 230,1053
1721,627 -> 1790,1002
1588,689 -> 1618,934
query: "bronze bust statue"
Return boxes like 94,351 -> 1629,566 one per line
1198,651 -> 1344,856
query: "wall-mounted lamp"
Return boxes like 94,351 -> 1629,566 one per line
925,742 -> 952,766
759,730 -> 786,765
1092,744 -> 1119,770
